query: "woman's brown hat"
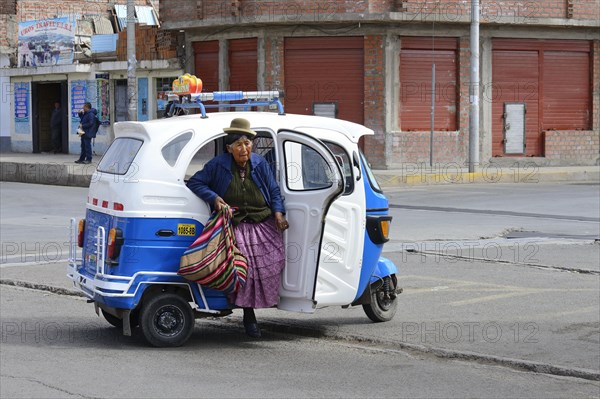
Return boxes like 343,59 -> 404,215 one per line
223,118 -> 257,137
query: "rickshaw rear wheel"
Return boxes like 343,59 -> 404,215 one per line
139,293 -> 195,347
363,275 -> 398,322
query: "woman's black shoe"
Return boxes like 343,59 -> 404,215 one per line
244,322 -> 261,338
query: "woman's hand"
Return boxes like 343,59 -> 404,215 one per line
274,212 -> 289,232
214,197 -> 229,212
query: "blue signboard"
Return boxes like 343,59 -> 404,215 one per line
14,82 -> 29,122
96,75 -> 110,126
71,80 -> 87,121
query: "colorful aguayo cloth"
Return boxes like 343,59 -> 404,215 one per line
178,207 -> 248,295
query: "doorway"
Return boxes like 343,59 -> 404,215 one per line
114,80 -> 129,122
32,81 -> 68,153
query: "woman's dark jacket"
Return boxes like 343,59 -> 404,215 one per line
187,153 -> 285,214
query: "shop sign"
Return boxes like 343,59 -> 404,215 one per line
18,17 -> 76,67
14,82 -> 29,122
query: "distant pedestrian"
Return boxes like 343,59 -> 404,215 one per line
50,101 -> 62,154
75,102 -> 99,164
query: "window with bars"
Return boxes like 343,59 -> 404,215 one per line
156,77 -> 178,118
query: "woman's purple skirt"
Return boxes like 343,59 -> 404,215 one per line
232,218 -> 285,308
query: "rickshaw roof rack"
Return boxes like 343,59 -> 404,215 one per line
166,90 -> 285,118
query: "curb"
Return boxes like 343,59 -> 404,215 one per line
255,318 -> 600,382
2,279 -> 598,382
0,279 -> 84,298
376,168 -> 600,187
1,158 -> 598,188
0,161 -> 93,187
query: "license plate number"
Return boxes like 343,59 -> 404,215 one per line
177,224 -> 196,236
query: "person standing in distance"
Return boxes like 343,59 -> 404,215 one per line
75,102 -> 99,164
50,100 -> 62,154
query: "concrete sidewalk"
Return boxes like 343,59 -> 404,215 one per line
1,152 -> 599,188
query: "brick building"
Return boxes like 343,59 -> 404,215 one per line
0,0 -> 183,154
160,0 -> 600,168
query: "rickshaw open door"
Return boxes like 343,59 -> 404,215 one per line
275,130 -> 344,313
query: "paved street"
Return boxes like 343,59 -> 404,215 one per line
2,285 -> 600,398
1,181 -> 599,398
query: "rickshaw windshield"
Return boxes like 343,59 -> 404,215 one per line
97,138 -> 143,175
360,150 -> 383,193
324,141 -> 353,195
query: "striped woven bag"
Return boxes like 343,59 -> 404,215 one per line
178,206 -> 248,294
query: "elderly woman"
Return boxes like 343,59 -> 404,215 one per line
187,118 -> 289,338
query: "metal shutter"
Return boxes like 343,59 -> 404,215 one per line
228,38 -> 258,92
492,39 -> 591,157
193,41 -> 219,113
284,37 -> 364,124
492,48 -> 540,156
543,50 -> 591,130
400,37 -> 458,131
193,41 -> 219,93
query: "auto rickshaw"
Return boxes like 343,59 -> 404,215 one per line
68,90 -> 400,346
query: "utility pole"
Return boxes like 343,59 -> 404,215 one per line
468,0 -> 480,173
127,0 -> 137,121
430,63 -> 435,167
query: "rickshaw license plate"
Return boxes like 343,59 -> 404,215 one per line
177,224 -> 196,236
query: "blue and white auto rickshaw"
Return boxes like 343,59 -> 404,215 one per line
68,91 -> 400,347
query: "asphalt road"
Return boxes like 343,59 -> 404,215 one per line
1,181 -> 599,398
384,182 -> 600,242
2,285 -> 600,399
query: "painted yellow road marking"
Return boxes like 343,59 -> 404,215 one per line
399,275 -> 598,307
511,306 -> 600,321
448,292 -> 536,306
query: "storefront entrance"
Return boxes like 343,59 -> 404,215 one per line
114,80 -> 129,122
32,81 -> 68,153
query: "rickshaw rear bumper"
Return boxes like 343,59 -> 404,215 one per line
67,259 -> 141,309
67,258 -> 231,313
66,259 -> 192,310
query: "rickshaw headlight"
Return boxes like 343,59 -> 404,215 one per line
380,220 -> 390,241
366,216 -> 392,245
77,219 -> 86,248
107,227 -> 124,261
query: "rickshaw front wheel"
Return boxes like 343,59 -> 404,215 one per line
363,275 -> 398,322
139,293 -> 195,347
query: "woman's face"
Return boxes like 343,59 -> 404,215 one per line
227,136 -> 253,166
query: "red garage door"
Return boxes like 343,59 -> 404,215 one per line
543,50 -> 591,130
284,37 -> 364,124
492,39 -> 591,157
400,37 -> 458,131
492,48 -> 540,156
193,40 -> 219,92
193,40 -> 219,114
229,38 -> 257,92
